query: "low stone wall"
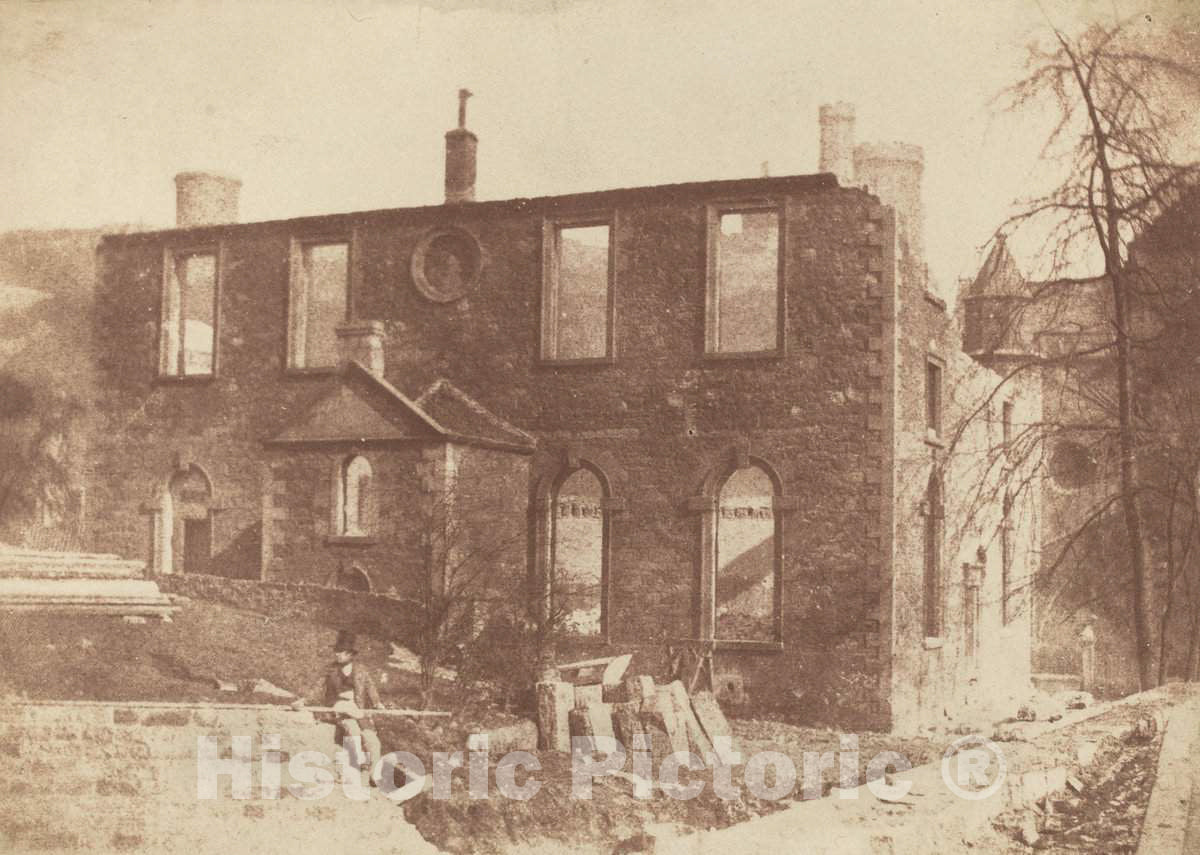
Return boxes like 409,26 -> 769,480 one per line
157,574 -> 423,645
0,701 -> 437,854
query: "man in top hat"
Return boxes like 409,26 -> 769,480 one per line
293,629 -> 385,779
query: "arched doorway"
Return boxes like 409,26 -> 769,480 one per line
162,465 -> 214,575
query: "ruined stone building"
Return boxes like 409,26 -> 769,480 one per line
87,99 -> 1038,732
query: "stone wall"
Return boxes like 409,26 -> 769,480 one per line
0,701 -> 436,853
156,574 -> 423,646
91,175 -> 895,726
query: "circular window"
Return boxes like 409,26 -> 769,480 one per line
410,227 -> 482,303
1048,440 -> 1098,490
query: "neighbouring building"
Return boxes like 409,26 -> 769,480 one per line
962,189 -> 1200,693
87,98 -> 1038,732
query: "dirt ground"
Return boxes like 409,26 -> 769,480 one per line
391,718 -> 943,855
991,723 -> 1161,853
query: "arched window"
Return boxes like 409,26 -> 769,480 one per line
923,473 -> 944,638
550,466 -> 607,636
338,455 -> 372,536
336,565 -> 372,592
714,465 -> 780,642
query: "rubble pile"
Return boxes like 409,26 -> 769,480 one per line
536,654 -> 737,767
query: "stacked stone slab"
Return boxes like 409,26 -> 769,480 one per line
537,671 -> 738,765
0,701 -> 439,854
0,547 -> 176,617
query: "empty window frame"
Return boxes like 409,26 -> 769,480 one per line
335,455 -> 373,537
160,249 -> 218,377
923,473 -> 944,639
289,240 -> 349,369
925,358 -> 944,438
706,206 -> 783,355
1002,400 -> 1014,447
541,220 -> 613,361
550,466 -> 608,636
713,464 -> 782,643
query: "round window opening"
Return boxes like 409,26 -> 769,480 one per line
411,227 -> 482,303
1049,440 -> 1098,490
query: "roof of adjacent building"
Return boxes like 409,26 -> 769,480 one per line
965,235 -> 1028,299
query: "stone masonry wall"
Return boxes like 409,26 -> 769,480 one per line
91,175 -> 894,727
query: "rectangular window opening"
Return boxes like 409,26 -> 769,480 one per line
925,359 -> 943,437
290,241 -> 349,370
708,207 -> 780,355
542,222 -> 611,361
161,250 -> 216,377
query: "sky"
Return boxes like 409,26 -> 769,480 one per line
1,0 -> 1196,296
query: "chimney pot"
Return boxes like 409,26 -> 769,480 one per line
445,89 -> 477,204
818,102 -> 856,184
174,171 -> 241,227
336,320 -> 386,376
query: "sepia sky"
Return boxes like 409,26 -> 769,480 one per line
1,0 -> 1195,293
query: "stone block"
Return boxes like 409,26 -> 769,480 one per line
574,684 -> 603,709
668,680 -> 712,758
642,687 -> 688,755
611,701 -> 643,750
690,690 -> 737,763
536,680 -> 573,753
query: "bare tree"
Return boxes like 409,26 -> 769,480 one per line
991,16 -> 1200,688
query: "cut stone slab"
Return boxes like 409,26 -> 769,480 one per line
642,686 -> 688,755
569,702 -> 616,750
668,681 -> 712,759
611,701 -> 643,749
0,549 -> 175,617
574,684 -> 604,709
690,690 -> 737,764
536,680 -> 573,752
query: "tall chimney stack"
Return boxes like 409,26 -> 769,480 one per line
174,172 -> 241,227
853,142 -> 925,262
444,88 -> 477,204
818,102 -> 855,185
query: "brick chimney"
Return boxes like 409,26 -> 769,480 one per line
853,142 -> 925,262
174,172 -> 241,227
818,102 -> 856,185
444,89 -> 477,204
336,321 -> 386,377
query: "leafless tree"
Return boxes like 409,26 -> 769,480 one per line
986,15 -> 1200,687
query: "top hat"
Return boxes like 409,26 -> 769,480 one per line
333,630 -> 357,654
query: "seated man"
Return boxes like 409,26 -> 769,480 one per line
293,630 -> 385,779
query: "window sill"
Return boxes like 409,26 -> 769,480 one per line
923,637 -> 945,650
702,639 -> 784,654
702,349 -> 785,362
325,535 -> 378,547
154,374 -> 217,385
537,355 -> 615,367
285,367 -> 339,377
924,430 -> 945,449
